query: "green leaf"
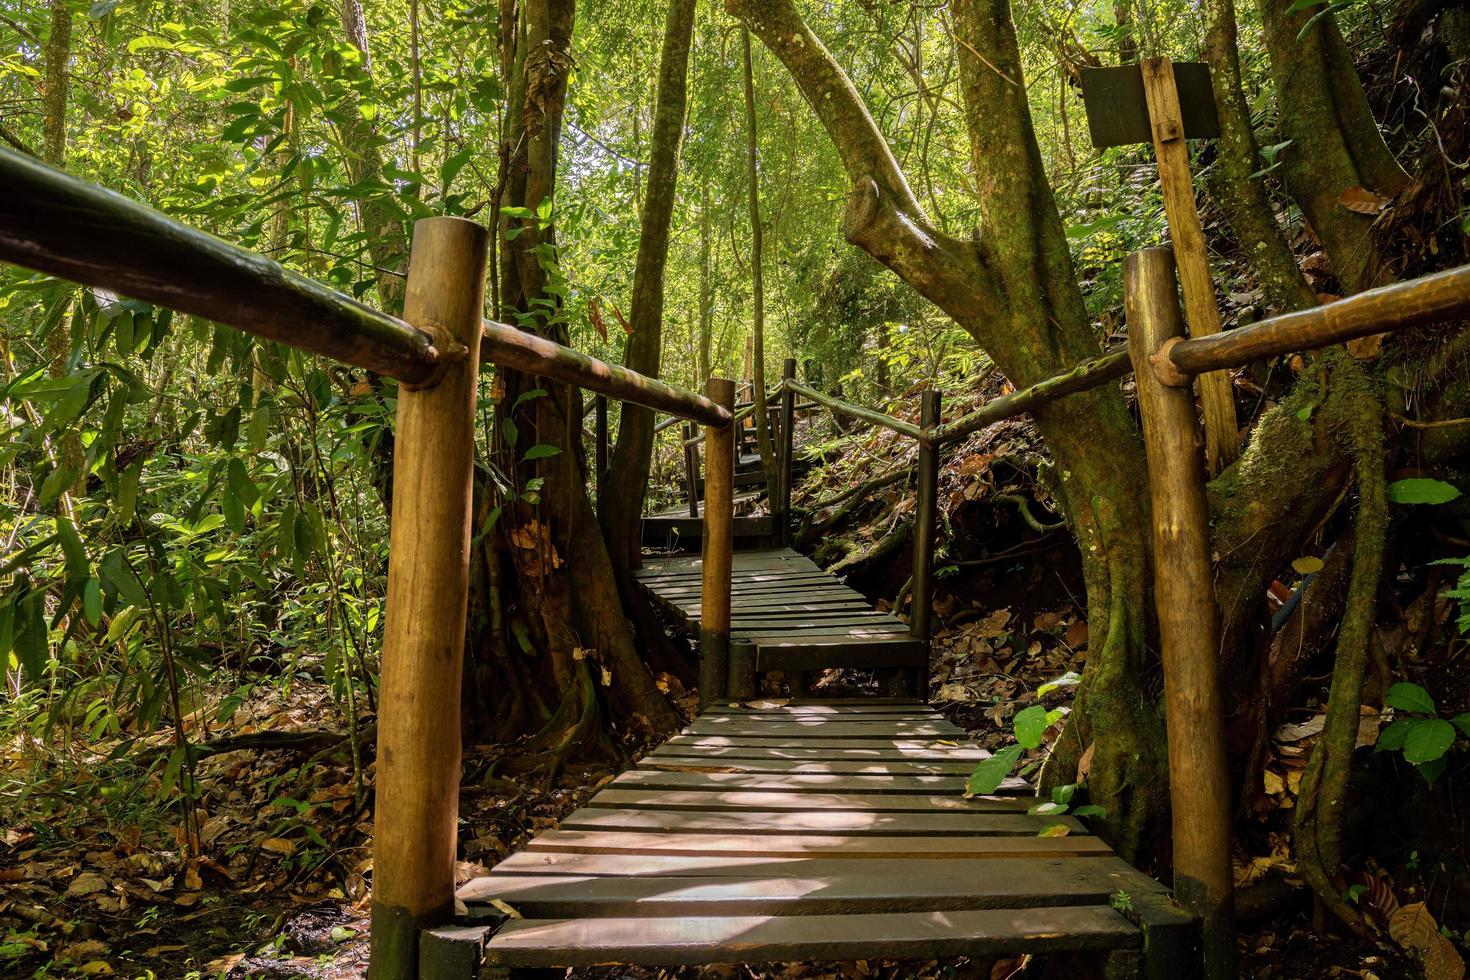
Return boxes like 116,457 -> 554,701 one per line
965,744 -> 1022,796
1386,478 -> 1462,505
83,578 -> 102,628
1037,671 -> 1081,696
1051,782 -> 1077,806
1013,704 -> 1049,749
512,387 -> 548,411
1072,804 -> 1108,818
1385,682 -> 1436,715
116,459 -> 143,525
1376,717 -> 1413,752
1403,718 -> 1456,764
1029,801 -> 1068,815
523,443 -> 562,461
1415,756 -> 1448,786
1452,713 -> 1470,738
56,517 -> 89,581
14,597 -> 49,681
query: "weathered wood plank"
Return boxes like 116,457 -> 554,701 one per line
687,721 -> 961,739
641,757 -> 980,775
585,789 -> 1022,812
612,769 -> 999,794
484,907 -> 1139,967
484,851 -> 1162,884
461,864 -> 1143,917
524,830 -> 1112,858
663,735 -> 980,752
647,746 -> 986,763
557,806 -> 1079,836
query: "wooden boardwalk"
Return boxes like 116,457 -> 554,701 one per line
634,548 -> 928,678
454,701 -> 1191,974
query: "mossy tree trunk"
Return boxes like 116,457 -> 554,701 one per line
1256,0 -> 1409,292
471,0 -> 680,768
601,0 -> 698,569
727,0 -> 1167,858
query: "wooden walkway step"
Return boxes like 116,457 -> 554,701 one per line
632,547 -> 928,678
445,700 -> 1194,976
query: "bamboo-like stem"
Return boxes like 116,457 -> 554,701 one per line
594,394 -> 608,515
369,217 -> 488,978
698,378 -> 737,709
784,378 -> 923,440
1125,247 -> 1235,979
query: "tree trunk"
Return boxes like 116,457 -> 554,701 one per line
480,0 -> 680,757
741,27 -> 780,502
1255,0 -> 1409,292
728,0 -> 1167,858
601,0 -> 698,569
1202,0 -> 1316,314
697,180 -> 714,385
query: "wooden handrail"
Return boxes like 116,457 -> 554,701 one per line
479,319 -> 730,427
784,378 -> 924,440
1162,264 -> 1470,381
0,148 -> 729,427
927,349 -> 1131,446
0,146 -> 442,384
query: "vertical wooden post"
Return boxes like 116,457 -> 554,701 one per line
682,422 -> 700,519
699,377 -> 736,709
1125,247 -> 1235,979
369,216 -> 487,979
594,394 -> 608,515
1140,57 -> 1239,476
776,357 -> 797,547
909,389 -> 941,695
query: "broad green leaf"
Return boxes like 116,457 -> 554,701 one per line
83,578 -> 102,627
1385,682 -> 1436,715
14,597 -> 48,681
1403,718 -> 1456,764
1386,478 -> 1461,505
965,744 -> 1022,797
1375,717 -> 1412,752
116,459 -> 142,525
56,517 -> 89,581
523,443 -> 562,461
1013,704 -> 1049,749
1072,804 -> 1108,818
1452,713 -> 1470,738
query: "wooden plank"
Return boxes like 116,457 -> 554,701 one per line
663,736 -> 973,751
462,863 -> 1143,916
485,851 -> 1161,884
613,769 -> 995,794
484,906 -> 1139,967
702,701 -> 930,714
687,600 -> 873,615
586,789 -> 1024,813
557,807 -> 1079,836
641,757 -> 980,775
648,746 -> 986,763
687,721 -> 960,739
525,829 -> 1114,859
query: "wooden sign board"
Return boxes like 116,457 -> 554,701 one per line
1079,63 -> 1220,149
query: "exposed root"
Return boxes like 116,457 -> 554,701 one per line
1293,356 -> 1387,930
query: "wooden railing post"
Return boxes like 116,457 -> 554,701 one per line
699,377 -> 737,709
909,389 -> 941,695
594,394 -> 608,515
369,217 -> 487,978
1124,247 -> 1235,979
776,358 -> 797,546
683,422 -> 700,519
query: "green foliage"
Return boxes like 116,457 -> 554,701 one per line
1386,478 -> 1463,505
1376,682 -> 1468,784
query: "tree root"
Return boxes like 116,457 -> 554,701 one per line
1293,358 -> 1387,930
828,520 -> 912,575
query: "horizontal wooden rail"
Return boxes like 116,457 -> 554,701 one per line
928,349 -> 1131,446
0,148 -> 726,427
1162,264 -> 1470,381
784,379 -> 923,440
0,147 -> 443,383
480,320 -> 730,427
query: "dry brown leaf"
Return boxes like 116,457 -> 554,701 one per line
65,871 -> 108,898
1076,742 -> 1097,783
259,837 -> 296,857
1338,186 -> 1392,214
1390,902 -> 1466,980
